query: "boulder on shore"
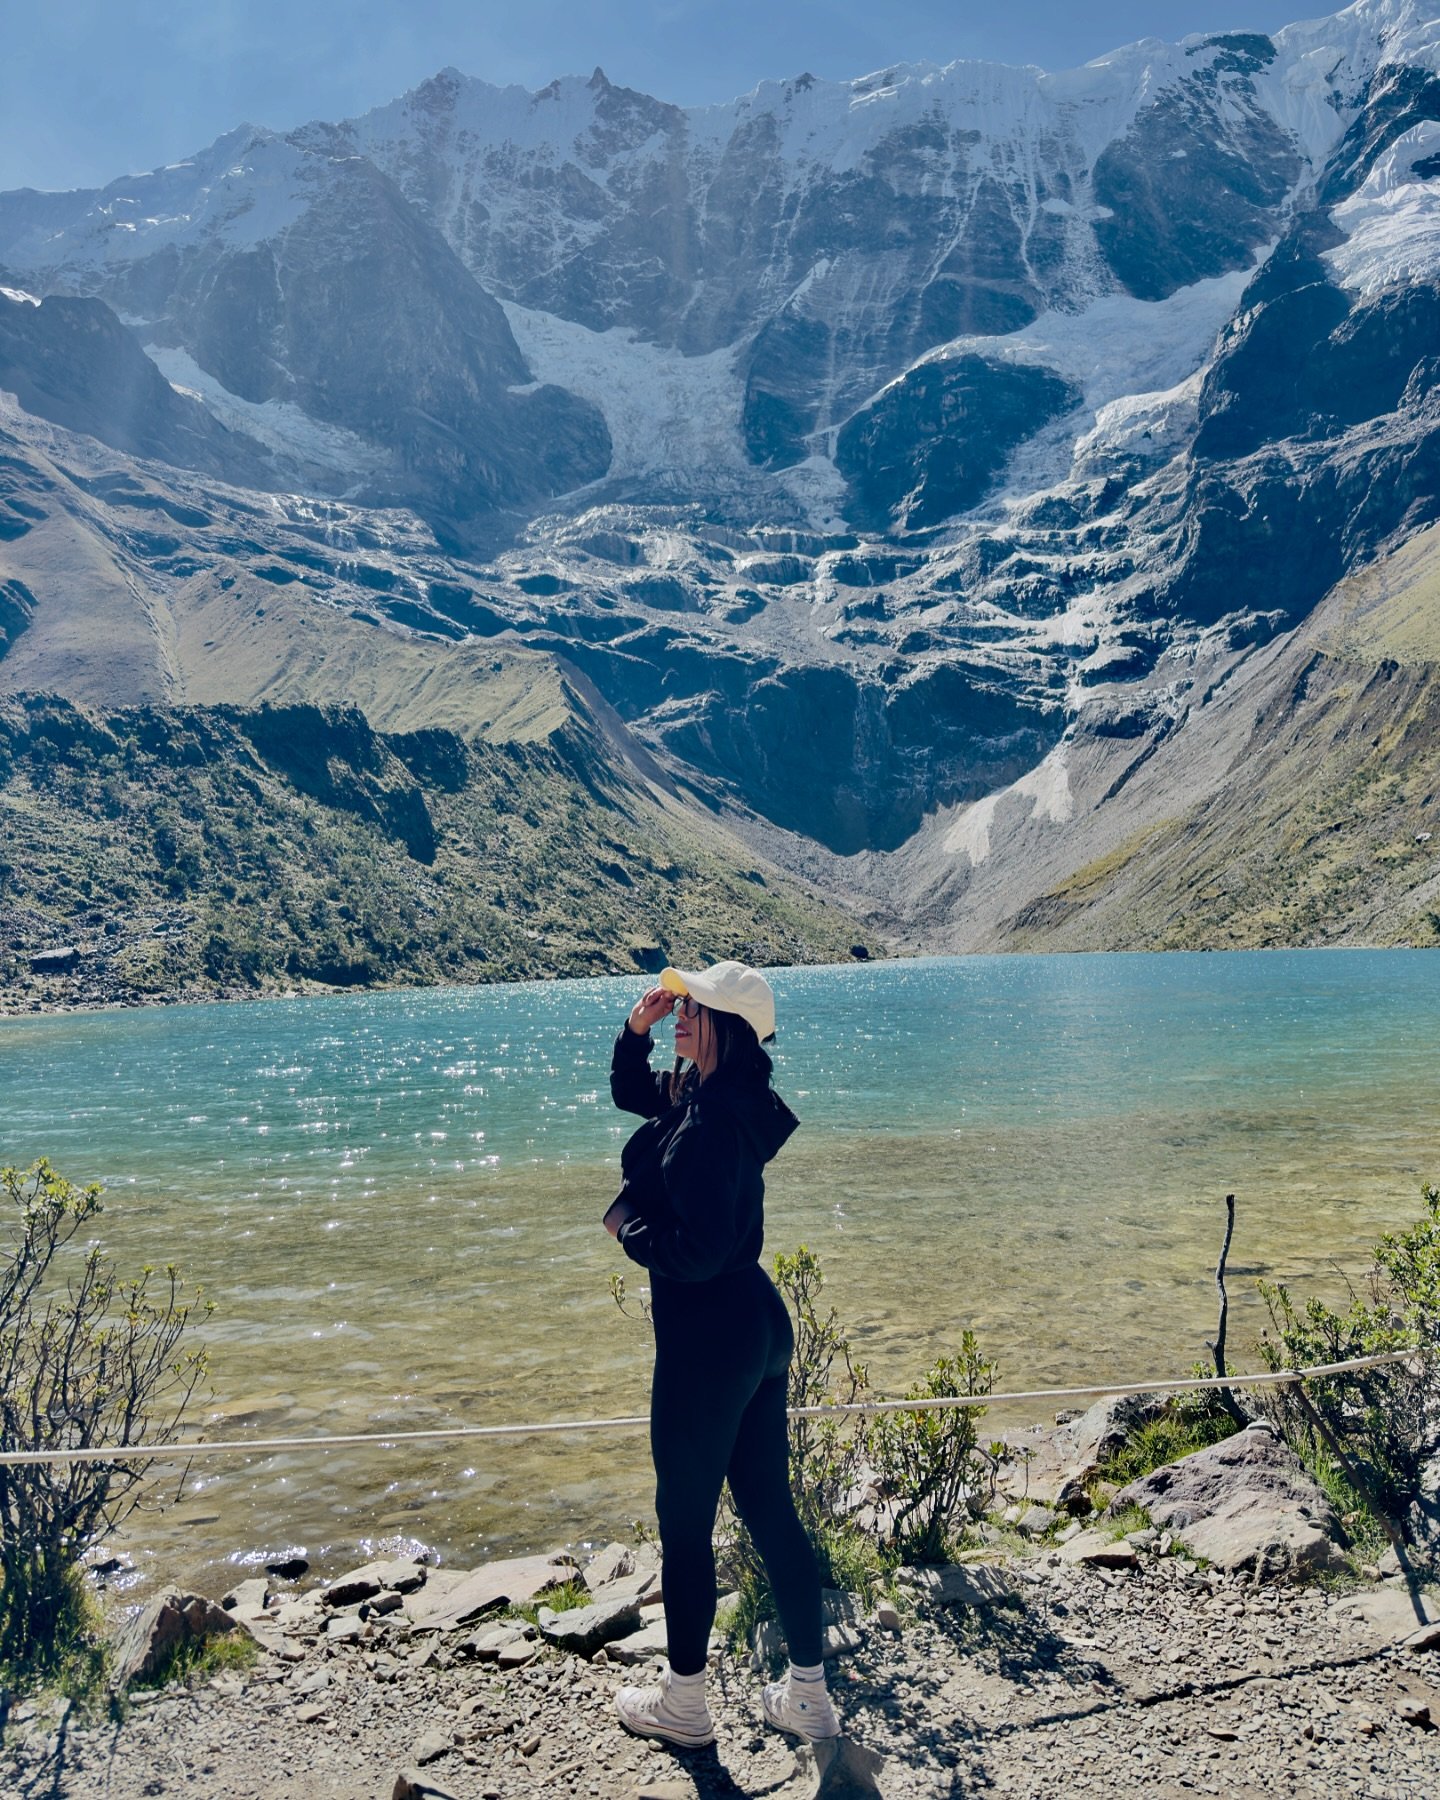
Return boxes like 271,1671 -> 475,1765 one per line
1000,1391 -> 1170,1511
112,1587 -> 235,1686
1111,1421 -> 1348,1577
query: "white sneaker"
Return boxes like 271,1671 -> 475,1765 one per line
615,1669 -> 715,1748
762,1672 -> 841,1740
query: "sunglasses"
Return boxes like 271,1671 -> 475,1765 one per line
674,996 -> 702,1019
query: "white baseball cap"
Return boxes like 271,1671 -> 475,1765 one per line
659,960 -> 777,1042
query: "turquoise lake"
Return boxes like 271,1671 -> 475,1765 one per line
2,947 -> 1436,1593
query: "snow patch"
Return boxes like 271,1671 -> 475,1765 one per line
0,285 -> 40,306
1325,120 -> 1440,293
1016,743 -> 1075,826
499,300 -> 749,484
942,743 -> 1074,865
943,792 -> 1001,863
144,344 -> 385,483
942,269 -> 1250,415
1075,369 -> 1205,460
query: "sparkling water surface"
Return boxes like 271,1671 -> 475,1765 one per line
2,948 -> 1436,1592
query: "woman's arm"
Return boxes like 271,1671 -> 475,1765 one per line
609,988 -> 675,1119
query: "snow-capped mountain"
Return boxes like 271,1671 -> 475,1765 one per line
2,0 -> 1439,897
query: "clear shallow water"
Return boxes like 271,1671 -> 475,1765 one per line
2,948 -> 1436,1592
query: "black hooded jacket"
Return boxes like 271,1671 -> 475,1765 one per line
608,1025 -> 798,1285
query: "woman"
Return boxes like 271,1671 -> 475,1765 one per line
604,959 -> 840,1749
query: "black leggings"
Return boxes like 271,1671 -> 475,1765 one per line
649,1265 -> 822,1676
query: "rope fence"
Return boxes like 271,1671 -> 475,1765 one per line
0,1349 -> 1420,1469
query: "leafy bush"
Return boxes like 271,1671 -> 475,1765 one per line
1253,1182 -> 1440,1532
868,1333 -> 997,1564
716,1246 -> 995,1650
717,1245 -> 877,1621
0,1161 -> 210,1684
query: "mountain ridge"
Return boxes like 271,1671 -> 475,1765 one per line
2,0 -> 1440,984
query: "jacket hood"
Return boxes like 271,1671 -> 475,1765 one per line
697,1074 -> 799,1164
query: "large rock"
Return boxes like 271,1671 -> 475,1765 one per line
1112,1422 -> 1348,1577
602,1617 -> 671,1665
898,1564 -> 1014,1609
320,1557 -> 427,1607
538,1594 -> 643,1658
112,1588 -> 236,1686
1000,1392 -> 1171,1511
1059,1529 -> 1140,1570
796,1734 -> 886,1798
1331,1584 -> 1440,1646
404,1552 -> 577,1632
0,289 -> 275,485
835,355 -> 1078,532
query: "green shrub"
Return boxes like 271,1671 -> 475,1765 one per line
504,1576 -> 591,1627
713,1246 -> 996,1652
0,1161 -> 210,1687
868,1333 -> 997,1564
716,1246 -> 879,1627
1253,1182 -> 1440,1531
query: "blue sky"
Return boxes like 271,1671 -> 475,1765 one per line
4,0 -> 1320,193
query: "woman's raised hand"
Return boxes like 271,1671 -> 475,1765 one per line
627,985 -> 676,1036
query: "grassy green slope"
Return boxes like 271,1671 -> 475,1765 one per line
0,695 -> 870,1012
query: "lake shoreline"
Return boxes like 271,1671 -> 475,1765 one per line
6,1518 -> 1437,1798
7,937 -> 1431,1025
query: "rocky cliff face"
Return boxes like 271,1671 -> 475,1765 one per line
1,2 -> 1439,928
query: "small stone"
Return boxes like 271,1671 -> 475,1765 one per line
363,1590 -> 405,1619
874,1602 -> 902,1632
495,1642 -> 538,1669
805,1735 -> 886,1796
465,1622 -> 531,1661
630,1784 -> 692,1800
1017,1504 -> 1058,1537
392,1770 -> 460,1800
583,1541 -> 635,1591
604,1618 -> 670,1665
323,1558 -> 427,1608
411,1730 -> 452,1765
1059,1530 -> 1139,1570
221,1577 -> 272,1612
519,1732 -> 542,1755
821,1621 -> 861,1658
326,1614 -> 366,1644
111,1588 -> 237,1687
1396,1700 -> 1434,1729
265,1555 -> 310,1581
294,1702 -> 329,1724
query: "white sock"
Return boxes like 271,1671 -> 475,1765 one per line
789,1660 -> 826,1686
666,1666 -> 708,1713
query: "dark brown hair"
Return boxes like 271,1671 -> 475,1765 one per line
667,1003 -> 774,1103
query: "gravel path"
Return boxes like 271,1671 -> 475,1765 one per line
4,1544 -> 1439,1799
